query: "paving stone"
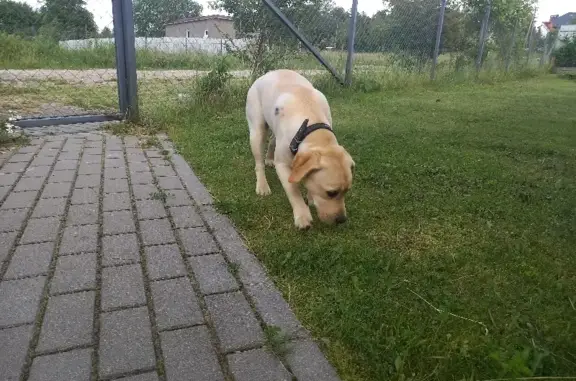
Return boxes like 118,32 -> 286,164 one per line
153,165 -> 176,177
151,278 -> 203,330
71,187 -> 99,204
1,190 -> 37,209
99,307 -> 156,377
189,254 -> 238,295
32,197 -> 67,218
144,149 -> 163,158
120,372 -> 159,381
130,171 -> 154,185
28,348 -> 92,381
83,147 -> 102,155
102,233 -> 139,266
157,176 -> 183,190
59,224 -> 98,254
23,165 -> 52,178
145,244 -> 187,280
245,281 -> 308,339
0,208 -> 28,232
51,253 -> 96,294
132,184 -> 158,200
18,145 -> 40,154
128,161 -> 150,173
54,160 -> 78,171
0,185 -> 9,200
103,192 -> 131,212
178,228 -> 218,256
105,158 -> 125,168
77,163 -> 101,175
49,169 -> 75,183
160,327 -> 225,381
101,265 -> 146,310
105,167 -> 127,179
285,340 -> 341,381
104,178 -> 129,193
37,291 -> 94,352
148,157 -> 171,167
14,176 -> 45,192
0,325 -> 33,381
103,210 -> 136,235
81,155 -> 102,165
0,276 -> 46,326
8,153 -> 34,163
164,189 -> 193,207
169,206 -> 203,228
227,348 -> 292,381
67,203 -> 99,225
1,161 -> 28,173
0,173 -> 19,186
41,182 -> 73,198
135,199 -> 166,220
20,217 -> 60,244
30,155 -> 57,167
205,291 -> 264,352
4,242 -> 54,279
75,174 -> 100,188
0,231 -> 18,262
140,219 -> 175,245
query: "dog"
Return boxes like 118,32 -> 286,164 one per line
245,69 -> 355,229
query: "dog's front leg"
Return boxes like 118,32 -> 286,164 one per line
275,163 -> 313,229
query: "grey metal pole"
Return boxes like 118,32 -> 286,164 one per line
430,0 -> 447,80
121,0 -> 139,122
112,0 -> 128,115
344,0 -> 358,86
476,0 -> 491,73
505,19 -> 518,72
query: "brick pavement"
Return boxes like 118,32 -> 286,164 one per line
0,130 -> 341,381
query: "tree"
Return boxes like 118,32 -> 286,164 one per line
100,26 -> 113,38
39,0 -> 97,40
134,0 -> 202,37
0,0 -> 39,36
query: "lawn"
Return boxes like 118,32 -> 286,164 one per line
163,75 -> 576,380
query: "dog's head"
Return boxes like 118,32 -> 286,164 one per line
288,145 -> 355,225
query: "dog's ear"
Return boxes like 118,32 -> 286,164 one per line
289,151 -> 321,183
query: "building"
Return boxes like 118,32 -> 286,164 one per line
165,15 -> 236,39
543,12 -> 576,32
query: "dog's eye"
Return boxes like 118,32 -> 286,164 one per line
326,190 -> 339,198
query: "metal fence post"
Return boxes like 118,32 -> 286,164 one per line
430,0 -> 447,80
112,0 -> 128,115
121,0 -> 139,121
344,0 -> 359,86
476,0 -> 491,73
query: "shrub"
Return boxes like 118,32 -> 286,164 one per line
553,36 -> 576,68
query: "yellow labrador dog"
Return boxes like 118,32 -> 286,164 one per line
246,69 -> 355,229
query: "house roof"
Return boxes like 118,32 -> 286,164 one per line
166,15 -> 233,26
550,12 -> 576,28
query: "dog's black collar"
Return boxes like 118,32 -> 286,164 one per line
289,119 -> 333,155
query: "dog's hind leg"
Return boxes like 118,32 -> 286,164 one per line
265,134 -> 275,167
246,88 -> 271,196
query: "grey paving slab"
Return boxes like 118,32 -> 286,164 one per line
13,176 -> 45,192
131,171 -> 154,185
67,203 -> 99,225
140,218 -> 175,246
0,231 -> 18,262
103,192 -> 131,211
31,197 -> 67,218
75,174 -> 100,188
0,173 -> 20,187
132,184 -> 159,200
102,233 -> 140,267
71,187 -> 99,204
104,178 -> 129,193
285,340 -> 341,381
144,244 -> 187,280
8,153 -> 34,163
104,167 -> 127,179
4,242 -> 54,279
227,348 -> 292,381
49,169 -> 75,183
151,277 -> 203,330
0,208 -> 29,232
1,190 -> 37,209
101,265 -> 146,311
164,189 -> 193,207
54,160 -> 78,171
23,165 -> 52,178
28,348 -> 93,381
103,210 -> 136,235
0,185 -> 9,200
99,307 -> 156,378
160,327 -> 225,381
20,217 -> 60,244
156,176 -> 183,191
135,199 -> 167,220
205,291 -> 265,352
0,276 -> 46,326
0,325 -> 34,381
51,253 -> 97,294
188,254 -> 239,295
120,372 -> 160,381
178,228 -> 219,256
169,206 -> 203,228
2,161 -> 28,173
41,182 -> 73,198
37,291 -> 94,352
152,165 -> 176,178
59,224 -> 98,255
77,163 -> 101,175
30,154 -> 57,167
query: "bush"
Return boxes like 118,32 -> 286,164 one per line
553,36 -> 576,68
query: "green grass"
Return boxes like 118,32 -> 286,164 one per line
157,75 -> 576,380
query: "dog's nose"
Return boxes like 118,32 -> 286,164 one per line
335,215 -> 347,224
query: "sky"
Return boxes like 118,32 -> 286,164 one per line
19,0 -> 574,32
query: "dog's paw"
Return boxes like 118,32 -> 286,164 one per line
265,159 -> 275,168
256,182 -> 271,196
294,209 -> 313,230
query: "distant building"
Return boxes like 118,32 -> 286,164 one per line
544,12 -> 576,32
165,15 -> 236,39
